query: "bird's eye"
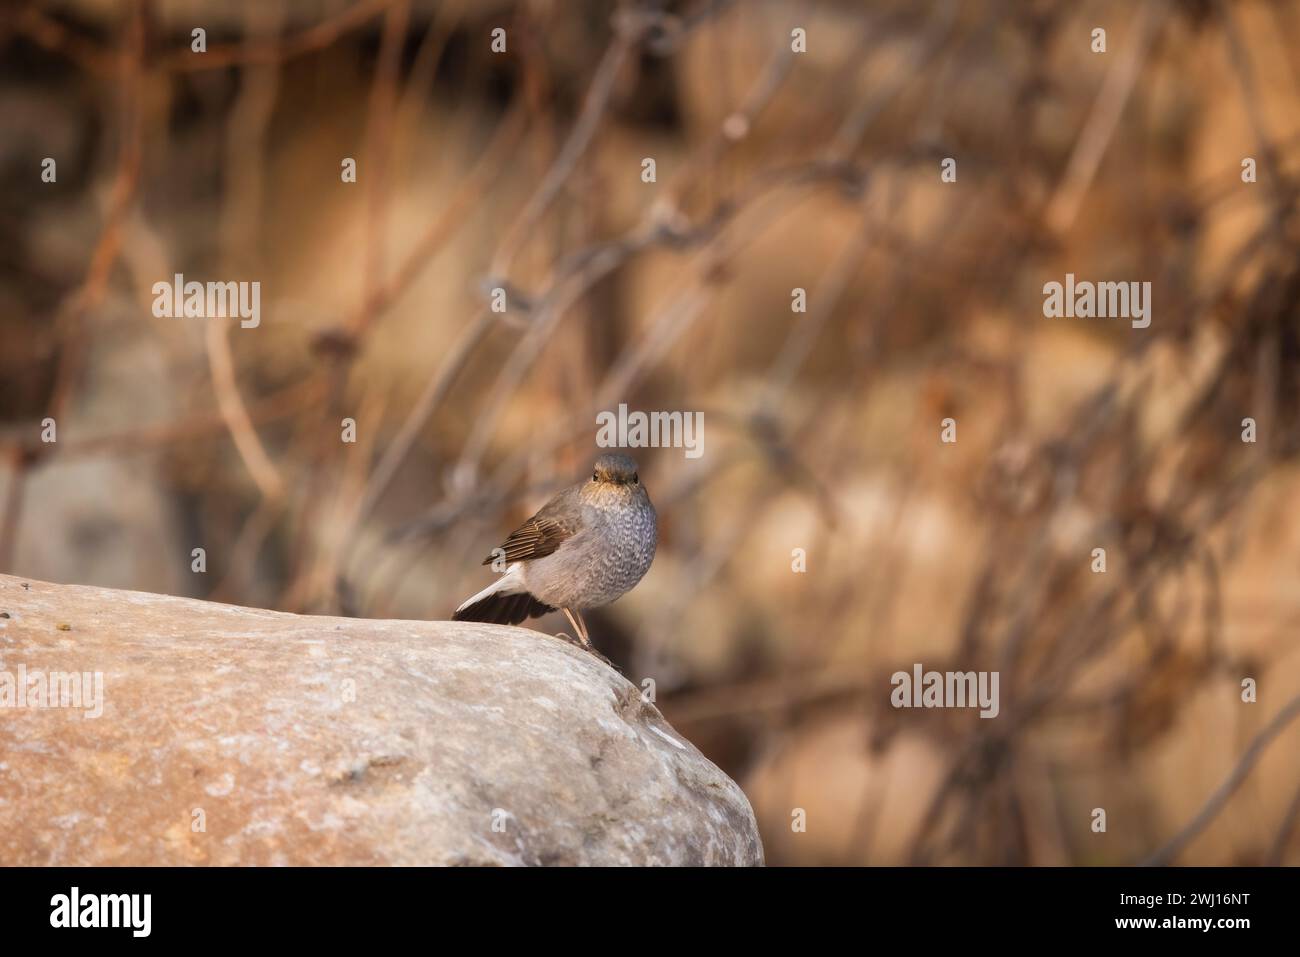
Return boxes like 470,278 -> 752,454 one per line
592,472 -> 598,482
632,473 -> 639,484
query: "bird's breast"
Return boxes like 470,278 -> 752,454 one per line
523,500 -> 656,609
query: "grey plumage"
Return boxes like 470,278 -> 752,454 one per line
452,454 -> 656,644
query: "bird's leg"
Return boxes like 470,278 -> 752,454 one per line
561,607 -> 590,648
560,607 -> 610,665
560,607 -> 595,650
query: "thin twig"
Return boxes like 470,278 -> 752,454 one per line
1141,692 -> 1300,865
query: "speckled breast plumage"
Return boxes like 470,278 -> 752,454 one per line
521,497 -> 657,610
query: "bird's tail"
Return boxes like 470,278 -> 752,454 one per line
452,573 -> 555,626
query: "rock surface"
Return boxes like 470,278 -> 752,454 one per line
0,574 -> 762,866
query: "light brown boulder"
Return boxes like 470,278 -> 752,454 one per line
0,574 -> 762,866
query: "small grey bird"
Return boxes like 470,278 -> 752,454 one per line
452,453 -> 656,649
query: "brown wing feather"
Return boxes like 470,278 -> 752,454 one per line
481,489 -> 579,565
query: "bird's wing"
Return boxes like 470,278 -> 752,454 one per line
481,489 -> 579,565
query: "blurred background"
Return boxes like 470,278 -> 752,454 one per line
3,0 -> 1300,865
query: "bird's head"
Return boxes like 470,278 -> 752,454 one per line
583,453 -> 649,506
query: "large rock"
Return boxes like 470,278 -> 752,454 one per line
0,574 -> 762,866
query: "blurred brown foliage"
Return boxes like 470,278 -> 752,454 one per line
2,0 -> 1300,865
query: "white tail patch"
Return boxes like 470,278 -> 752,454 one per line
455,565 -> 524,615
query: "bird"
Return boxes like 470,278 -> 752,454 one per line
452,453 -> 657,650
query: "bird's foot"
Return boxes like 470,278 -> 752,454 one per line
553,630 -> 610,665
553,630 -> 584,648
